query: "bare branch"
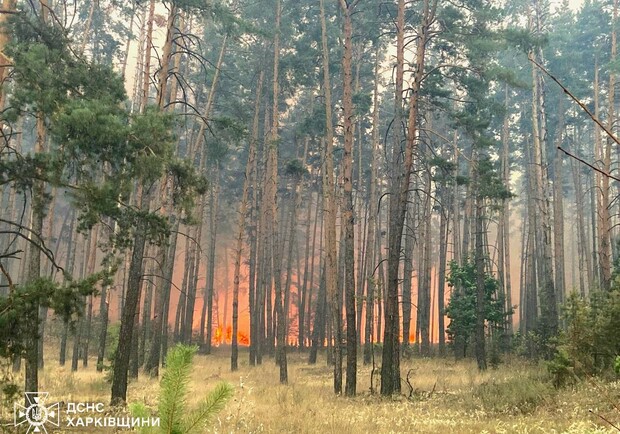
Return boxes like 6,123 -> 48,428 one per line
529,56 -> 620,146
558,146 -> 620,183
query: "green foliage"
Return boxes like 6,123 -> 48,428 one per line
2,12 -> 206,244
0,274 -> 107,359
445,259 -> 511,357
182,382 -> 234,434
352,91 -> 372,117
0,358 -> 20,408
284,159 -> 308,178
131,344 -> 233,434
614,356 -> 620,376
503,28 -> 549,54
549,288 -> 620,387
474,156 -> 513,202
159,345 -> 195,433
547,348 -> 577,388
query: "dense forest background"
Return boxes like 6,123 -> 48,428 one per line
1,0 -> 620,408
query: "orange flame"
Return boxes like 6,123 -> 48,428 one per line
212,325 -> 250,346
214,326 -> 223,346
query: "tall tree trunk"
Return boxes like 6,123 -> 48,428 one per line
248,68 -> 265,366
267,0 -> 287,384
529,37 -> 558,343
97,217 -> 118,372
298,189 -> 315,350
382,0 -> 432,395
552,99 -> 565,304
111,187 -> 148,405
78,0 -> 97,54
420,171 -> 432,357
25,113 -> 46,399
530,0 -> 558,343
204,169 -> 219,351
309,266 -> 327,364
437,183 -> 449,355
500,87 -> 513,332
474,193 -> 487,371
319,0 -> 341,394
0,0 -> 16,113
609,0 -> 618,260
37,191 -> 57,369
139,0 -> 155,112
338,0 -> 357,396
402,206 -> 414,353
231,70 -> 263,371
60,211 -> 78,366
82,226 -> 98,368
364,46 -> 380,365
594,62 -> 612,290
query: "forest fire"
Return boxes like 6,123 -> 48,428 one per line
212,325 -> 250,346
5,0 -> 610,430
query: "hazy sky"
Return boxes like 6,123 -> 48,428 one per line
561,0 -> 584,10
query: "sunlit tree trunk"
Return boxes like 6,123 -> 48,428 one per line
500,87 -> 513,332
420,169 -> 432,357
437,182 -> 449,355
402,204 -> 414,353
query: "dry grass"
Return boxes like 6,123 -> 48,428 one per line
3,346 -> 620,433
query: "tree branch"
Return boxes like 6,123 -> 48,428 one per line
558,146 -> 620,183
529,56 -> 620,147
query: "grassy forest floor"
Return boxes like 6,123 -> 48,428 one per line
2,346 -> 620,433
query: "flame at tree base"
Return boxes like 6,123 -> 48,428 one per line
212,325 -> 250,347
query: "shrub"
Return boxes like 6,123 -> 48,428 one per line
469,372 -> 554,415
549,290 -> 620,386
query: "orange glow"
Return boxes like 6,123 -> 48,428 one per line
238,331 -> 250,345
212,325 -> 250,346
214,326 -> 223,346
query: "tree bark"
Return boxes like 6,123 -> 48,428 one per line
338,0 -> 357,396
231,70 -> 263,371
363,45 -> 380,365
319,0 -> 341,394
474,193 -> 487,371
382,0 -> 433,395
111,187 -> 148,405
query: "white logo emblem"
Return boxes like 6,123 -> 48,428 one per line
14,392 -> 60,434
